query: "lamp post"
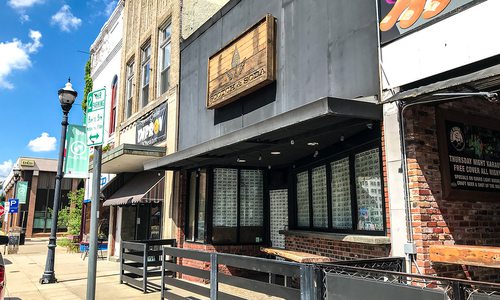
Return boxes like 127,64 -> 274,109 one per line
40,79 -> 77,284
9,166 -> 21,229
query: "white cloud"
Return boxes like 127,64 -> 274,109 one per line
104,1 -> 118,17
28,132 -> 56,152
0,160 -> 13,181
51,5 -> 82,32
20,14 -> 30,23
0,29 -> 42,89
7,0 -> 44,9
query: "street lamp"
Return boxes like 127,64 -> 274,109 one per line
10,166 -> 21,229
40,79 -> 77,284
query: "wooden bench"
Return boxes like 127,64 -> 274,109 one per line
261,247 -> 335,263
429,245 -> 500,269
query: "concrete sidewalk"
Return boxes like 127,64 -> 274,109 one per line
4,239 -> 159,300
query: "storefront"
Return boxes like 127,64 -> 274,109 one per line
144,0 -> 392,274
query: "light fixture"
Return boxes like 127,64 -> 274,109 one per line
270,151 -> 281,155
366,123 -> 373,130
340,136 -> 345,142
236,157 -> 246,163
258,154 -> 262,161
58,78 -> 78,107
268,165 -> 272,170
307,142 -> 319,146
313,150 -> 319,158
290,139 -> 295,145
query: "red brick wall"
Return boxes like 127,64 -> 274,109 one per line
285,233 -> 390,260
404,99 -> 500,281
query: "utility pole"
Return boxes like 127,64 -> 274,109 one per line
86,145 -> 102,300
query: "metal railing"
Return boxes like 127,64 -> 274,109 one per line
160,247 -> 322,300
120,239 -> 176,293
316,261 -> 500,300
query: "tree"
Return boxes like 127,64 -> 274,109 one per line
81,58 -> 93,114
58,188 -> 85,236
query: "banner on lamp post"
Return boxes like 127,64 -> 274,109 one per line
16,181 -> 28,204
64,124 -> 89,178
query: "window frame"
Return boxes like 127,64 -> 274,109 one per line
125,59 -> 135,119
109,75 -> 118,135
185,166 -> 269,245
140,41 -> 151,108
158,22 -> 171,96
291,141 -> 386,236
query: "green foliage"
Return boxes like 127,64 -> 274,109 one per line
57,237 -> 79,253
58,188 -> 85,236
82,58 -> 93,114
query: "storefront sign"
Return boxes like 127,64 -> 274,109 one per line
19,159 -> 35,167
136,103 -> 167,146
379,0 -> 479,44
438,109 -> 500,200
206,14 -> 276,109
64,124 -> 89,178
15,181 -> 28,204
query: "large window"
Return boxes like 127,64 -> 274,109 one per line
186,168 -> 265,245
140,42 -> 151,108
109,75 -> 118,135
294,146 -> 384,234
125,60 -> 134,119
158,23 -> 171,95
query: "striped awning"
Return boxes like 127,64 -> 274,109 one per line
103,172 -> 164,206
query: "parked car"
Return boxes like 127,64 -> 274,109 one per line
0,235 -> 9,300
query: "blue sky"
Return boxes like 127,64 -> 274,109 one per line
0,0 -> 117,181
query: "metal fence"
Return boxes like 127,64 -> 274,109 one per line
317,261 -> 500,300
120,239 -> 176,293
160,247 -> 321,300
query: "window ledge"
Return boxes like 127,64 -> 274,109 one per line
282,230 -> 390,245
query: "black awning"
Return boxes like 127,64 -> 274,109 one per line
383,63 -> 500,103
103,172 -> 164,206
144,97 -> 381,170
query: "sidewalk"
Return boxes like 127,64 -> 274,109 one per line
4,239 -> 159,300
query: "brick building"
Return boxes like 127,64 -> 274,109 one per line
2,157 -> 81,238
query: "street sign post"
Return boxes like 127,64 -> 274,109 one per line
86,88 -> 106,147
8,199 -> 19,214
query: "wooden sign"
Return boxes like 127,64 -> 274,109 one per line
19,159 -> 35,167
437,109 -> 500,201
207,14 -> 276,109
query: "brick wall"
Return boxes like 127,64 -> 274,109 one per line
285,233 -> 390,260
404,98 -> 500,281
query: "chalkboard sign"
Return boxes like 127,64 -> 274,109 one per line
437,109 -> 500,201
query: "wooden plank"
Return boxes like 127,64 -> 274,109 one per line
122,263 -> 143,276
217,253 -> 301,277
163,276 -> 210,298
123,253 -> 144,262
163,247 -> 211,262
429,245 -> 500,269
122,242 -> 146,251
261,247 -> 336,263
163,262 -> 210,279
219,273 -> 301,300
122,274 -> 143,289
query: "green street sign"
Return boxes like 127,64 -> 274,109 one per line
64,124 -> 89,178
86,88 -> 106,146
16,181 -> 28,204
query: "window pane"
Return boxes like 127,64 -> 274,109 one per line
163,43 -> 171,70
296,171 -> 310,227
212,168 -> 238,243
197,170 -> 206,241
187,172 -> 197,241
330,158 -> 352,229
355,148 -> 383,231
240,169 -> 264,243
311,166 -> 328,228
